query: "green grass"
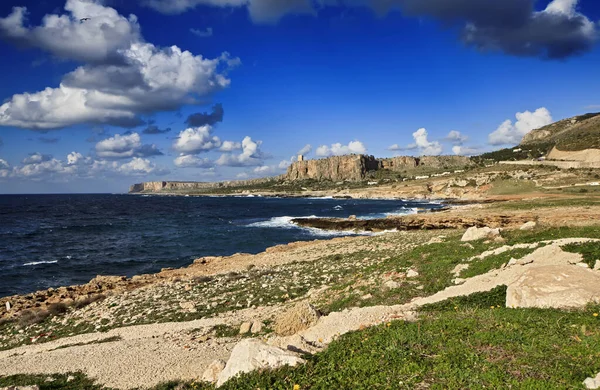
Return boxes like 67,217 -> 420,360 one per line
496,197 -> 600,210
562,242 -> 600,268
0,372 -> 108,389
487,179 -> 539,195
459,248 -> 538,279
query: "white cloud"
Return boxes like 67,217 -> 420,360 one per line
173,126 -> 222,155
236,172 -> 249,179
117,157 -> 165,175
216,136 -> 265,167
412,128 -> 443,155
22,152 -> 52,165
452,145 -> 480,156
315,140 -> 367,157
0,1 -> 239,130
297,144 -> 312,156
5,151 -> 168,180
143,0 -> 314,23
190,27 -> 213,37
174,155 -> 214,168
219,140 -> 242,152
488,107 -> 553,145
445,130 -> 468,145
387,143 -> 417,151
0,158 -> 10,178
278,160 -> 291,169
95,133 -> 161,159
0,0 -> 141,63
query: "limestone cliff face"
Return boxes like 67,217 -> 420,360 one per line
286,155 -> 378,182
130,154 -> 475,193
129,176 -> 283,193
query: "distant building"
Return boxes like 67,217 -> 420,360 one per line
298,155 -> 304,162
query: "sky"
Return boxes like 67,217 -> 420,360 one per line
0,0 -> 599,194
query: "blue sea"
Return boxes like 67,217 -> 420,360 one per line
0,194 -> 441,297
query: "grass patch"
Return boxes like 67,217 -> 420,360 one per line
460,248 -> 538,279
488,179 -> 539,195
562,242 -> 600,268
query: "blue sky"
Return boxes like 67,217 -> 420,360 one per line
0,0 -> 599,193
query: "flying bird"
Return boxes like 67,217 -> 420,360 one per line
80,18 -> 91,22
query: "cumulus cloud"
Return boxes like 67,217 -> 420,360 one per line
412,128 -> 443,156
190,27 -> 213,37
22,152 -> 52,165
315,140 -> 367,157
278,160 -> 291,169
5,151 -> 168,180
0,1 -> 239,130
173,126 -> 222,155
219,140 -> 242,152
297,144 -> 312,156
452,145 -> 480,156
185,103 -> 224,128
444,130 -> 468,145
143,0 -> 598,59
0,0 -> 141,63
95,133 -> 162,159
488,107 -> 553,145
174,155 -> 214,168
216,136 -> 265,167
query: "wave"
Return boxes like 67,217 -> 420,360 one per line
23,260 -> 58,267
246,215 -> 392,237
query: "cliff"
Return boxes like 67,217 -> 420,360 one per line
129,176 -> 284,193
521,112 -> 600,151
286,154 -> 473,182
130,154 -> 474,193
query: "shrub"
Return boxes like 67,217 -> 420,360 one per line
18,309 -> 50,327
73,294 -> 106,310
47,302 -> 69,316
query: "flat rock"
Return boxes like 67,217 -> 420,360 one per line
461,226 -> 501,242
520,221 -> 537,231
250,321 -> 263,334
506,265 -> 600,309
585,372 -> 600,389
216,339 -> 304,387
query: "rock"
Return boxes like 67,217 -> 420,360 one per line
216,339 -> 305,387
348,215 -> 357,221
0,386 -> 40,390
384,280 -> 400,289
250,321 -> 263,334
461,226 -> 501,242
5,302 -> 10,311
239,322 -> 252,334
506,265 -> 600,309
584,372 -> 600,389
451,264 -> 469,277
274,302 -> 320,336
595,260 -> 600,271
361,294 -> 373,300
202,359 -> 226,383
520,221 -> 537,231
179,301 -> 196,312
406,269 -> 419,278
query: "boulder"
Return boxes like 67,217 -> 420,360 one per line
384,280 -> 400,289
250,321 -> 263,334
201,359 -> 226,383
216,339 -> 305,387
585,373 -> 600,389
506,265 -> 600,309
461,226 -> 501,242
406,269 -> 419,278
239,322 -> 252,335
520,221 -> 537,231
274,302 -> 320,336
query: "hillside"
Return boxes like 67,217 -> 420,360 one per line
521,112 -> 600,150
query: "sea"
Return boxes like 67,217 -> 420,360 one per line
0,194 -> 442,297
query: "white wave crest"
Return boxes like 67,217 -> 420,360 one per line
23,260 -> 58,267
